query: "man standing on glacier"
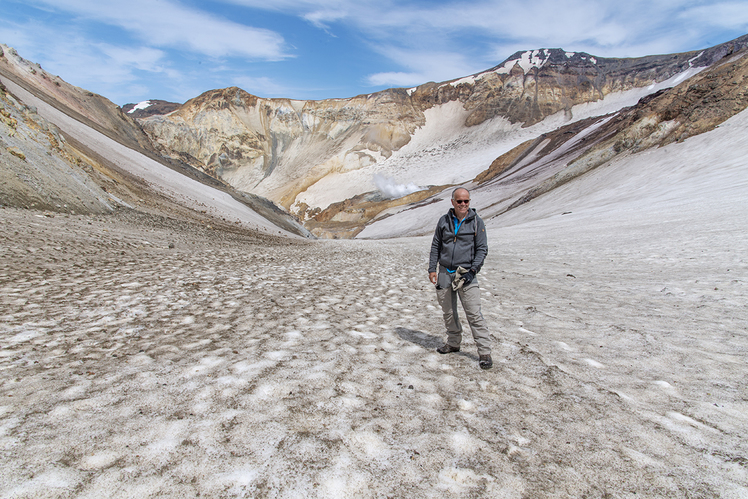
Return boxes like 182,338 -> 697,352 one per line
428,187 -> 492,369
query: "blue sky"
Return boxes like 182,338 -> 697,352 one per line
1,0 -> 746,106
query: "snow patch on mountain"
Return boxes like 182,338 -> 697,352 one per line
689,52 -> 704,67
449,75 -> 476,87
494,49 -> 552,75
128,100 -> 153,113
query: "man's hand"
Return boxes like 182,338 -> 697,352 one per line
429,272 -> 437,285
462,269 -> 476,285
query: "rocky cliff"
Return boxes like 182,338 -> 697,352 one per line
140,87 -> 424,212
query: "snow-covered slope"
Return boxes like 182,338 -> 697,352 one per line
300,68 -> 703,215
359,49 -> 748,239
359,105 -> 748,238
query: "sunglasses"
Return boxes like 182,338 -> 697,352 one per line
454,199 -> 470,204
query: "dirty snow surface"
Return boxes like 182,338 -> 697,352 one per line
1,200 -> 747,497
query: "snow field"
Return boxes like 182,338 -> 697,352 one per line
1,207 -> 747,497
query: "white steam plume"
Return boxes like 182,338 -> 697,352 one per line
373,174 -> 422,199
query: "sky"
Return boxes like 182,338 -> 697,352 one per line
0,0 -> 747,106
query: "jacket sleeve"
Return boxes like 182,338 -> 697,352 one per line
471,215 -> 488,272
428,218 -> 443,273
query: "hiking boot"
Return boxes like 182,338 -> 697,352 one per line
436,344 -> 460,354
479,354 -> 493,370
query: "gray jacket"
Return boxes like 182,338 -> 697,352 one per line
428,207 -> 488,274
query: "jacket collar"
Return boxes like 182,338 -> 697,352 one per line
449,207 -> 475,222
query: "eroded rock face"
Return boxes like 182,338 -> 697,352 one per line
140,87 -> 425,211
0,79 -> 118,214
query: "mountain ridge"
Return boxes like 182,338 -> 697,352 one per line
122,100 -> 181,119
1,35 -> 747,239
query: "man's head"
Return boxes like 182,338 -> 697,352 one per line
451,188 -> 470,219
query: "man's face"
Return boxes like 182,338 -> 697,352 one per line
451,189 -> 470,219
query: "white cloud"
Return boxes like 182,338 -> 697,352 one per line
677,2 -> 748,30
97,45 -> 167,73
367,72 -> 424,87
302,9 -> 349,30
223,0 -> 747,77
25,0 -> 290,60
0,19 -> 180,103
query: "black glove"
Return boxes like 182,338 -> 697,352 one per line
462,269 -> 476,285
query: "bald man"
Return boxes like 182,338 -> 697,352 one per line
428,187 -> 492,369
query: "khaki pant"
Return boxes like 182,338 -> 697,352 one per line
436,270 -> 491,355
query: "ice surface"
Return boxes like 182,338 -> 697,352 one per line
1,53 -> 747,497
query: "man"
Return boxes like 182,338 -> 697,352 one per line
428,187 -> 492,369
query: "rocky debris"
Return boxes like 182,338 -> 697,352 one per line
0,80 -> 116,214
621,50 -> 748,147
